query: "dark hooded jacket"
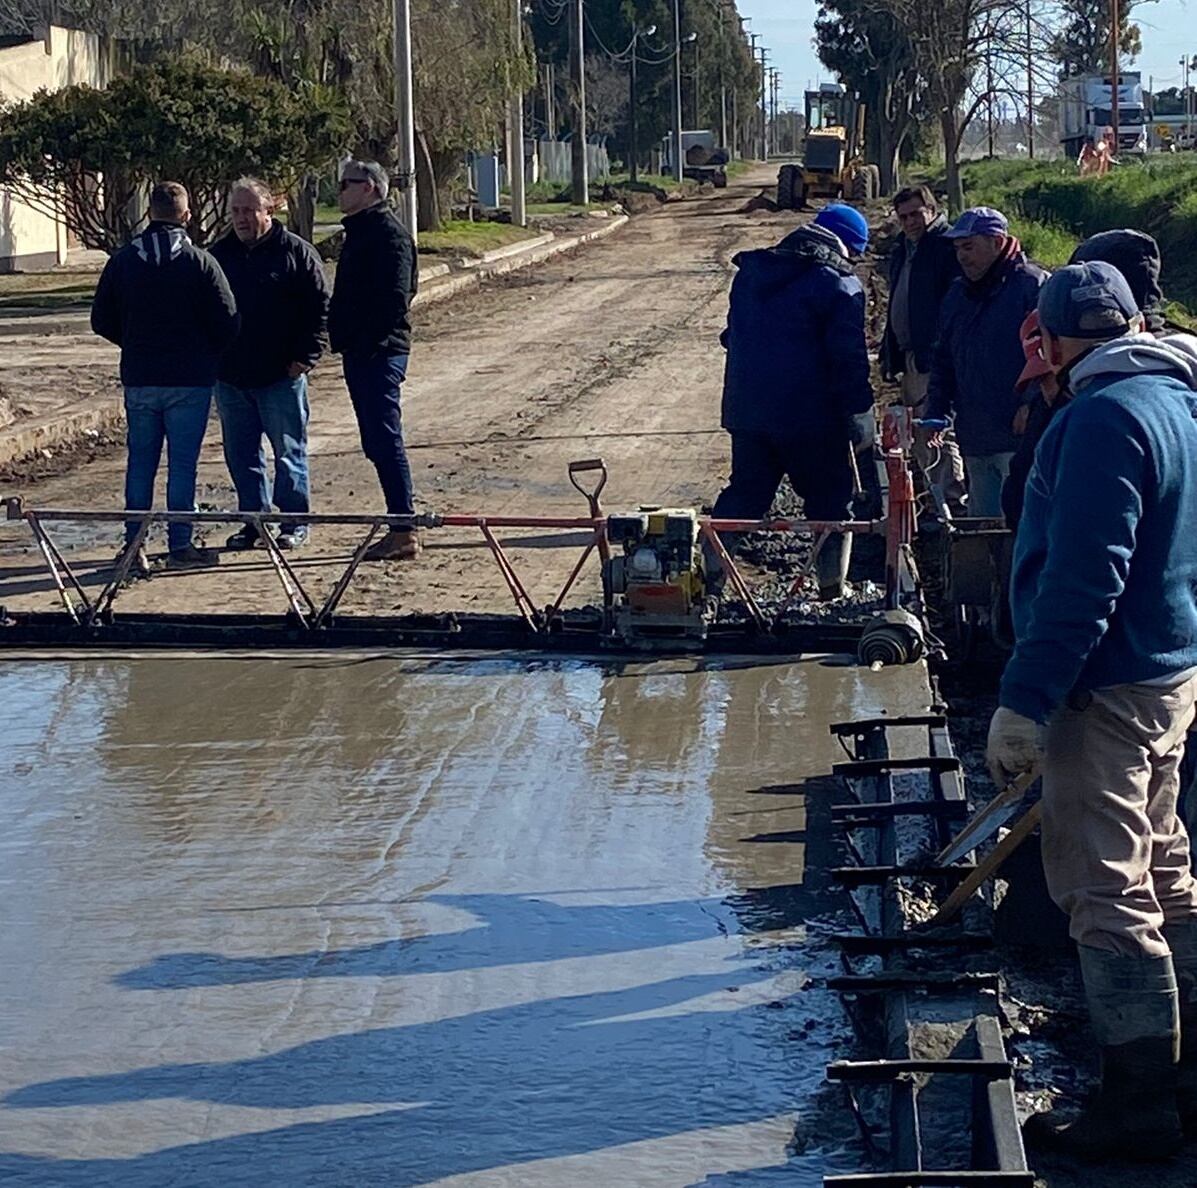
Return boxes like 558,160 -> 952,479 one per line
720,224 -> 873,437
880,214 -> 961,377
925,244 -> 1047,455
91,221 -> 240,388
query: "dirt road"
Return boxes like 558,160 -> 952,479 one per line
0,166 -> 808,619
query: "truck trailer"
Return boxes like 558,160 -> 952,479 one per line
1059,72 -> 1149,158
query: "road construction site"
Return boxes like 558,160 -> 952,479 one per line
0,165 -> 1182,1187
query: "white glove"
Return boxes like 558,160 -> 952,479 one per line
851,411 -> 876,452
985,706 -> 1044,787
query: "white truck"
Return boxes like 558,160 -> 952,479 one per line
1059,72 -> 1149,159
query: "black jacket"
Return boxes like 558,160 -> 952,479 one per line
880,217 -> 961,377
328,203 -> 419,357
91,222 -> 240,387
209,220 -> 330,388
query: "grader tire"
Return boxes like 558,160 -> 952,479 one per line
776,164 -> 798,209
850,169 -> 869,202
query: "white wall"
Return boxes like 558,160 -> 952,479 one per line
0,26 -> 109,270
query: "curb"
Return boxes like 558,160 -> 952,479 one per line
0,214 -> 631,471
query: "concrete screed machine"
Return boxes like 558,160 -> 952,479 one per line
776,83 -> 881,210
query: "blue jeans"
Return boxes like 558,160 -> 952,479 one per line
342,353 -> 414,516
965,452 -> 1015,518
123,386 -> 213,552
215,376 -> 310,533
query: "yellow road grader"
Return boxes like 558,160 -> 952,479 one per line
777,83 -> 880,210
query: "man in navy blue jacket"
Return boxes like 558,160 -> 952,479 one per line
925,207 -> 1046,516
987,262 -> 1197,1161
880,185 -> 964,509
712,203 -> 874,600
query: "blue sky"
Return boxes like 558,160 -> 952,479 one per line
740,0 -> 1195,108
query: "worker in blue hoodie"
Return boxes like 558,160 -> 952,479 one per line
987,261 -> 1197,1162
711,203 -> 874,600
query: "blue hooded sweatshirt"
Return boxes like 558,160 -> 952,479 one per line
720,224 -> 873,437
1000,333 -> 1197,724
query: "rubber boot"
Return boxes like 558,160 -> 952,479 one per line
1163,916 -> 1197,1137
1022,944 -> 1182,1161
815,532 -> 852,601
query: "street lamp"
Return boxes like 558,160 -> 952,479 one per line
627,24 -> 657,182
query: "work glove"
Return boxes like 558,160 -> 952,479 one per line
985,706 -> 1044,788
850,411 -> 876,452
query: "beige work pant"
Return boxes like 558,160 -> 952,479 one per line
1041,677 -> 1197,959
900,356 -> 966,511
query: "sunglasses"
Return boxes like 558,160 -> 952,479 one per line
339,177 -> 369,191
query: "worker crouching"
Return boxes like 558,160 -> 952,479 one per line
712,203 -> 874,600
987,262 -> 1197,1161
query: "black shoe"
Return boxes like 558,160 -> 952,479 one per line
166,545 -> 220,571
276,527 -> 309,551
225,524 -> 271,551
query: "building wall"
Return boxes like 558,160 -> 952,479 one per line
0,26 -> 109,271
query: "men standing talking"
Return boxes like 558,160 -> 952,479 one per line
329,160 -> 421,562
925,206 -> 1046,516
880,185 -> 964,510
91,181 -> 239,572
210,178 -> 330,551
712,203 -> 874,601
988,262 -> 1197,1160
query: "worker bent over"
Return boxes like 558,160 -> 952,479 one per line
712,203 -> 874,600
988,261 -> 1197,1161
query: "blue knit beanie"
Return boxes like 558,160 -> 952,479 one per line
813,203 -> 869,255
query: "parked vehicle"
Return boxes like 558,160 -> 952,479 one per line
1059,73 -> 1149,158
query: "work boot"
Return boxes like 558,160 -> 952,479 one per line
112,543 -> 153,580
363,529 -> 421,562
1163,917 -> 1197,1136
815,532 -> 852,601
225,523 -> 271,551
166,544 -> 220,571
1023,944 -> 1182,1161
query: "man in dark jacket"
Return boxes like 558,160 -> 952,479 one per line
91,181 -> 239,572
988,262 -> 1197,1161
925,206 -> 1047,516
880,185 -> 964,509
210,178 -> 330,551
712,203 -> 874,600
328,159 -> 420,562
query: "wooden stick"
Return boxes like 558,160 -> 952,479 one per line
927,801 -> 1043,927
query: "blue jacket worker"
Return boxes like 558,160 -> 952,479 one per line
328,159 -> 421,562
712,203 -> 874,600
925,206 -> 1047,516
986,261 -> 1197,1162
91,181 -> 239,574
879,184 -> 965,510
209,179 -> 330,552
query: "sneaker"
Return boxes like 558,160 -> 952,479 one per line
225,524 -> 272,551
363,529 -> 422,562
112,544 -> 153,580
276,527 -> 309,551
166,544 -> 220,571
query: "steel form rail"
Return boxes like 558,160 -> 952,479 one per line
824,714 -> 1031,1187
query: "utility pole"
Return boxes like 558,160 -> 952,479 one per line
508,0 -> 526,227
747,31 -> 758,158
1110,0 -> 1120,150
545,62 -> 556,139
671,0 -> 684,181
629,37 -> 639,182
392,0 -> 418,239
717,2 -> 727,149
986,41 -> 995,157
758,46 -> 770,162
1026,0 -> 1035,158
693,37 -> 700,129
568,0 -> 588,205
1185,55 -> 1193,144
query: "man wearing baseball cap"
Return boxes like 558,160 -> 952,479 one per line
925,206 -> 1047,515
712,203 -> 874,600
987,260 -> 1197,1160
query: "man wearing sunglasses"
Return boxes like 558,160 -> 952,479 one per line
328,160 -> 421,561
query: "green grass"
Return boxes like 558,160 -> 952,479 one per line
0,271 -> 98,310
960,155 -> 1197,315
417,219 -> 542,256
314,202 -> 341,225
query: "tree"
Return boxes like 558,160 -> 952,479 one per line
816,0 -> 920,193
0,55 -> 347,250
1050,0 -> 1141,78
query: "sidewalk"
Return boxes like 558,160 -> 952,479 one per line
0,213 -> 628,472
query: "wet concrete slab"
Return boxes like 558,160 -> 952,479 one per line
0,652 -> 932,1185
